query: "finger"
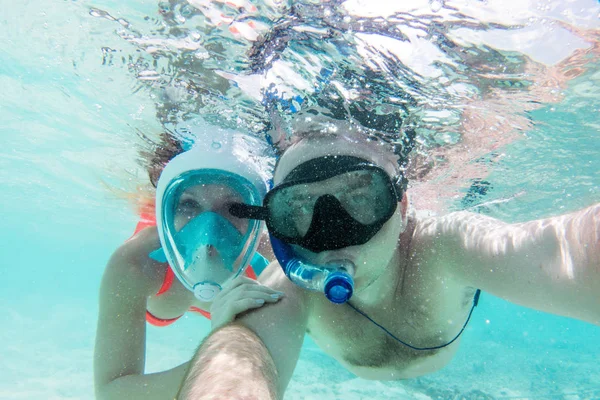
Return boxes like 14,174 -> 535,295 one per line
221,275 -> 258,292
225,283 -> 284,301
213,280 -> 259,305
231,288 -> 284,303
227,297 -> 270,317
221,276 -> 284,296
213,288 -> 282,317
211,291 -> 282,326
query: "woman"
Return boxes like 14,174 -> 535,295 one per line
94,124 -> 282,400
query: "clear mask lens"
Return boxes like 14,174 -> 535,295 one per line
269,169 -> 395,238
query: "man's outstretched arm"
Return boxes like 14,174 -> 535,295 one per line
428,203 -> 600,324
178,323 -> 278,400
179,266 -> 310,399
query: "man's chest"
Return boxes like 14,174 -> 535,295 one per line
305,287 -> 474,379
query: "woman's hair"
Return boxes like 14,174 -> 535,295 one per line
141,131 -> 185,188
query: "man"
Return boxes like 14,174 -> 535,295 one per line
177,119 -> 599,400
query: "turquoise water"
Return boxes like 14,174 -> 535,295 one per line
1,0 -> 600,399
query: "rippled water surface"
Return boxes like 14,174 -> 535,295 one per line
1,0 -> 599,399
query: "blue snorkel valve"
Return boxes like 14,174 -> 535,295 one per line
270,235 -> 354,304
323,271 -> 353,304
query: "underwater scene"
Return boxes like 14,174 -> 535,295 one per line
1,0 -> 599,399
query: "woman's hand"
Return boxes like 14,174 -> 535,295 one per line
210,276 -> 284,331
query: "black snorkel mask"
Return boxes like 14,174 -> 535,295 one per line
230,155 -> 404,253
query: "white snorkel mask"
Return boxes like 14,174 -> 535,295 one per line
150,123 -> 270,302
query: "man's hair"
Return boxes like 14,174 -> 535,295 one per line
269,108 -> 415,193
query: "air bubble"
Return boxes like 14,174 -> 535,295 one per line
429,0 -> 444,12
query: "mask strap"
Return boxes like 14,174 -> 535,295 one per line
347,289 -> 482,351
229,203 -> 268,221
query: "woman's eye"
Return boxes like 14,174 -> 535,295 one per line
179,199 -> 201,212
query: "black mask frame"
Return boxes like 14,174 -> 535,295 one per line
230,156 -> 404,253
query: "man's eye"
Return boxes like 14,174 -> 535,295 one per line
349,194 -> 370,206
292,203 -> 312,216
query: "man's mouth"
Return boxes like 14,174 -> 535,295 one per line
324,259 -> 356,277
292,246 -> 357,275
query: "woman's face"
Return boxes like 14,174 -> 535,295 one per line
170,183 -> 255,291
174,183 -> 249,235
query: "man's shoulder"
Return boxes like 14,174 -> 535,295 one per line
410,209 -> 498,256
238,261 -> 311,336
413,209 -> 497,236
258,261 -> 310,302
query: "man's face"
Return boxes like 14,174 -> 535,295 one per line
274,134 -> 405,290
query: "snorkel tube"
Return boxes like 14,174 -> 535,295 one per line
270,235 -> 354,304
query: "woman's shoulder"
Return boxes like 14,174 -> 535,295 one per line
104,226 -> 167,295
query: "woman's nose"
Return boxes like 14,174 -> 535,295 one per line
206,244 -> 218,258
192,244 -> 221,263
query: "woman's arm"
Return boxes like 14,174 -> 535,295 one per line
94,229 -> 190,400
94,228 -> 285,399
431,203 -> 600,324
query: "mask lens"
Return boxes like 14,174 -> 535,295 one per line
174,184 -> 247,235
160,171 -> 263,294
269,184 -> 318,238
335,170 -> 393,224
267,168 -> 396,240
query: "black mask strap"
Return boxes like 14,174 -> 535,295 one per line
229,203 -> 268,220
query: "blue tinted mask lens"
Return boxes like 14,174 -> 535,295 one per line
177,212 -> 243,271
156,171 -> 264,298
